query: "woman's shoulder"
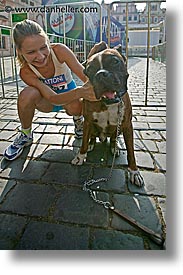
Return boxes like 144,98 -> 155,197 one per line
51,43 -> 74,63
20,64 -> 37,80
20,64 -> 31,74
51,43 -> 69,50
51,43 -> 69,54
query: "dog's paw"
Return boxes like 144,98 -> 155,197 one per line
128,168 -> 144,187
71,152 -> 87,165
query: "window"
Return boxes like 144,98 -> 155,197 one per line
151,4 -> 157,11
0,37 -> 6,49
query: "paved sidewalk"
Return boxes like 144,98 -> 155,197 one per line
0,58 -> 166,250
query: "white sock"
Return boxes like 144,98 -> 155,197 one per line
73,115 -> 83,121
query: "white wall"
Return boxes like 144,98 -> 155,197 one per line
128,30 -> 160,46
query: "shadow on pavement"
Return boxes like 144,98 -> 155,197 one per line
0,141 -> 165,250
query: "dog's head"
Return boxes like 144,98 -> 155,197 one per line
83,41 -> 129,103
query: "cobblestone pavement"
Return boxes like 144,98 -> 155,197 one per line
0,57 -> 166,250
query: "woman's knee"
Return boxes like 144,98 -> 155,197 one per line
18,86 -> 42,105
65,101 -> 82,116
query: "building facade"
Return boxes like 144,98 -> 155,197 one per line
139,2 -> 166,25
111,1 -> 166,57
0,0 -> 42,55
111,2 -> 166,29
111,2 -> 139,25
0,0 -> 42,25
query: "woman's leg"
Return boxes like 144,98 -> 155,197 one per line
18,86 -> 53,129
64,99 -> 83,116
4,86 -> 84,160
3,86 -> 54,160
64,100 -> 83,138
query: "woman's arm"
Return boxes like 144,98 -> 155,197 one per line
32,78 -> 97,105
20,67 -> 97,105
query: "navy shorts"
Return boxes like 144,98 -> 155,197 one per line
52,80 -> 77,112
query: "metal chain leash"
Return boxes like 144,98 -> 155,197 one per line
82,99 -> 165,247
83,99 -> 124,209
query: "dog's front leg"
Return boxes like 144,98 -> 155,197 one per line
122,121 -> 144,187
71,120 -> 90,165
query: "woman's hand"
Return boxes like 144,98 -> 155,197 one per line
77,81 -> 99,102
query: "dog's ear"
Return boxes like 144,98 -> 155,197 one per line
82,41 -> 108,69
113,44 -> 122,53
87,41 -> 108,58
113,44 -> 127,66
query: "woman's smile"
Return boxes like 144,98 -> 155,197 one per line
19,34 -> 50,68
34,57 -> 47,66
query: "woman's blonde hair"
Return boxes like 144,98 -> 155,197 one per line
13,19 -> 49,67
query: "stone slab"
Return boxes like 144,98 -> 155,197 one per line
90,228 -> 144,250
0,159 -> 49,181
0,182 -> 58,217
16,220 -> 89,250
92,167 -> 126,193
111,194 -> 162,234
54,188 -> 109,227
0,214 -> 27,249
42,162 -> 91,186
128,171 -> 166,196
135,151 -> 154,169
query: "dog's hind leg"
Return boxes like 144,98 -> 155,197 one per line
110,137 -> 120,157
87,137 -> 96,152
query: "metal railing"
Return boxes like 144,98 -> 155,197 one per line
0,25 -> 19,97
108,0 -> 166,106
47,33 -> 95,63
0,0 -> 166,106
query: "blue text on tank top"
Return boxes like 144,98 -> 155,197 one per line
40,74 -> 71,93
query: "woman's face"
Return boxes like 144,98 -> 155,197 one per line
19,34 -> 50,68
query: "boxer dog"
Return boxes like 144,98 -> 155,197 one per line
72,42 -> 144,187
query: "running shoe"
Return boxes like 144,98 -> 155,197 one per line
3,131 -> 33,161
73,116 -> 83,138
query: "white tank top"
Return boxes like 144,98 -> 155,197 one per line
28,46 -> 73,91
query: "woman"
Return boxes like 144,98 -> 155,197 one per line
4,19 -> 96,161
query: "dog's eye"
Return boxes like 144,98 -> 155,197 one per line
112,57 -> 120,65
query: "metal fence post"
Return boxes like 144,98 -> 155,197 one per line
145,1 -> 151,106
125,2 -> 129,62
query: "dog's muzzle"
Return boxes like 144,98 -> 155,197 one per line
101,89 -> 127,105
92,69 -> 127,104
95,69 -> 112,82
